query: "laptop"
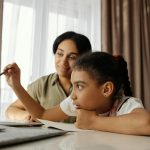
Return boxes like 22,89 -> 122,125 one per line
0,126 -> 67,147
0,126 -> 5,132
0,120 -> 43,127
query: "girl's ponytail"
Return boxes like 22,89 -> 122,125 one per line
114,56 -> 132,96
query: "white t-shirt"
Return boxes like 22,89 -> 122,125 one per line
60,96 -> 144,116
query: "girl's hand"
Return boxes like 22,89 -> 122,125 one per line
75,109 -> 98,130
3,63 -> 21,88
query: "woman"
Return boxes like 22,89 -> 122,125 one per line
5,31 -> 92,122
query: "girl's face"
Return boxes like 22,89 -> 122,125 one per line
71,70 -> 112,113
55,40 -> 79,78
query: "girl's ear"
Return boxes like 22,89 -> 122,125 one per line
102,81 -> 114,97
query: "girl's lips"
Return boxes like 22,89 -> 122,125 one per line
74,104 -> 80,109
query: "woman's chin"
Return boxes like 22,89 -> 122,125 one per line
58,72 -> 71,78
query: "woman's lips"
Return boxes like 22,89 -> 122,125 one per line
58,65 -> 70,70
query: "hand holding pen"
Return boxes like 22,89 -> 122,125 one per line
1,63 -> 21,88
1,64 -> 15,76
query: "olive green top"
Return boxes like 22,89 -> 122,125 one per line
27,73 -> 75,123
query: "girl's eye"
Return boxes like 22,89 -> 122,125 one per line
77,84 -> 83,90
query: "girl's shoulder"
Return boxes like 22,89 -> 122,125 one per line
116,97 -> 144,116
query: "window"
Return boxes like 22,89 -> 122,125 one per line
1,0 -> 100,118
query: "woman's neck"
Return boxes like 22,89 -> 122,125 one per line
58,76 -> 72,95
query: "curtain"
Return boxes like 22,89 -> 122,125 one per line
0,0 -> 100,118
101,0 -> 150,110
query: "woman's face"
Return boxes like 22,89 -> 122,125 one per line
71,70 -> 111,113
55,40 -> 79,78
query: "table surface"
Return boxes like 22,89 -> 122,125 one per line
0,129 -> 150,150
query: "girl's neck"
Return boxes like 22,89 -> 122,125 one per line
96,97 -> 114,114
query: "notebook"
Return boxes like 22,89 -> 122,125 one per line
39,119 -> 91,132
0,126 -> 67,147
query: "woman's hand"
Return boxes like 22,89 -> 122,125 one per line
75,109 -> 98,130
3,63 -> 21,89
24,114 -> 38,122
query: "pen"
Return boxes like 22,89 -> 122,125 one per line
0,71 -> 5,76
0,67 -> 14,76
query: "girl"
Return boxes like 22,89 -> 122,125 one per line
3,52 -> 150,135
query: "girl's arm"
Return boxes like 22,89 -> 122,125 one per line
4,63 -> 69,121
75,108 -> 150,135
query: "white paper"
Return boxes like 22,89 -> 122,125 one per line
38,119 -> 90,132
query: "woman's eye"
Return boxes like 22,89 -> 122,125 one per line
68,55 -> 77,60
56,52 -> 63,56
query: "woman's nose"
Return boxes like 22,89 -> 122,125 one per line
61,56 -> 68,66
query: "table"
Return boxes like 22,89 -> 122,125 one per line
0,130 -> 150,150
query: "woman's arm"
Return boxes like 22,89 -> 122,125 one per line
5,99 -> 31,121
75,108 -> 150,135
4,63 -> 69,121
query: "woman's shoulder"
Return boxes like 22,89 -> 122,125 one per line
29,73 -> 57,85
27,73 -> 58,90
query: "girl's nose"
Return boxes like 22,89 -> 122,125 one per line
70,90 -> 76,101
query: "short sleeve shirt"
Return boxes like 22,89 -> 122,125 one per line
60,96 -> 144,116
27,73 -> 69,109
116,97 -> 144,116
27,73 -> 76,123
